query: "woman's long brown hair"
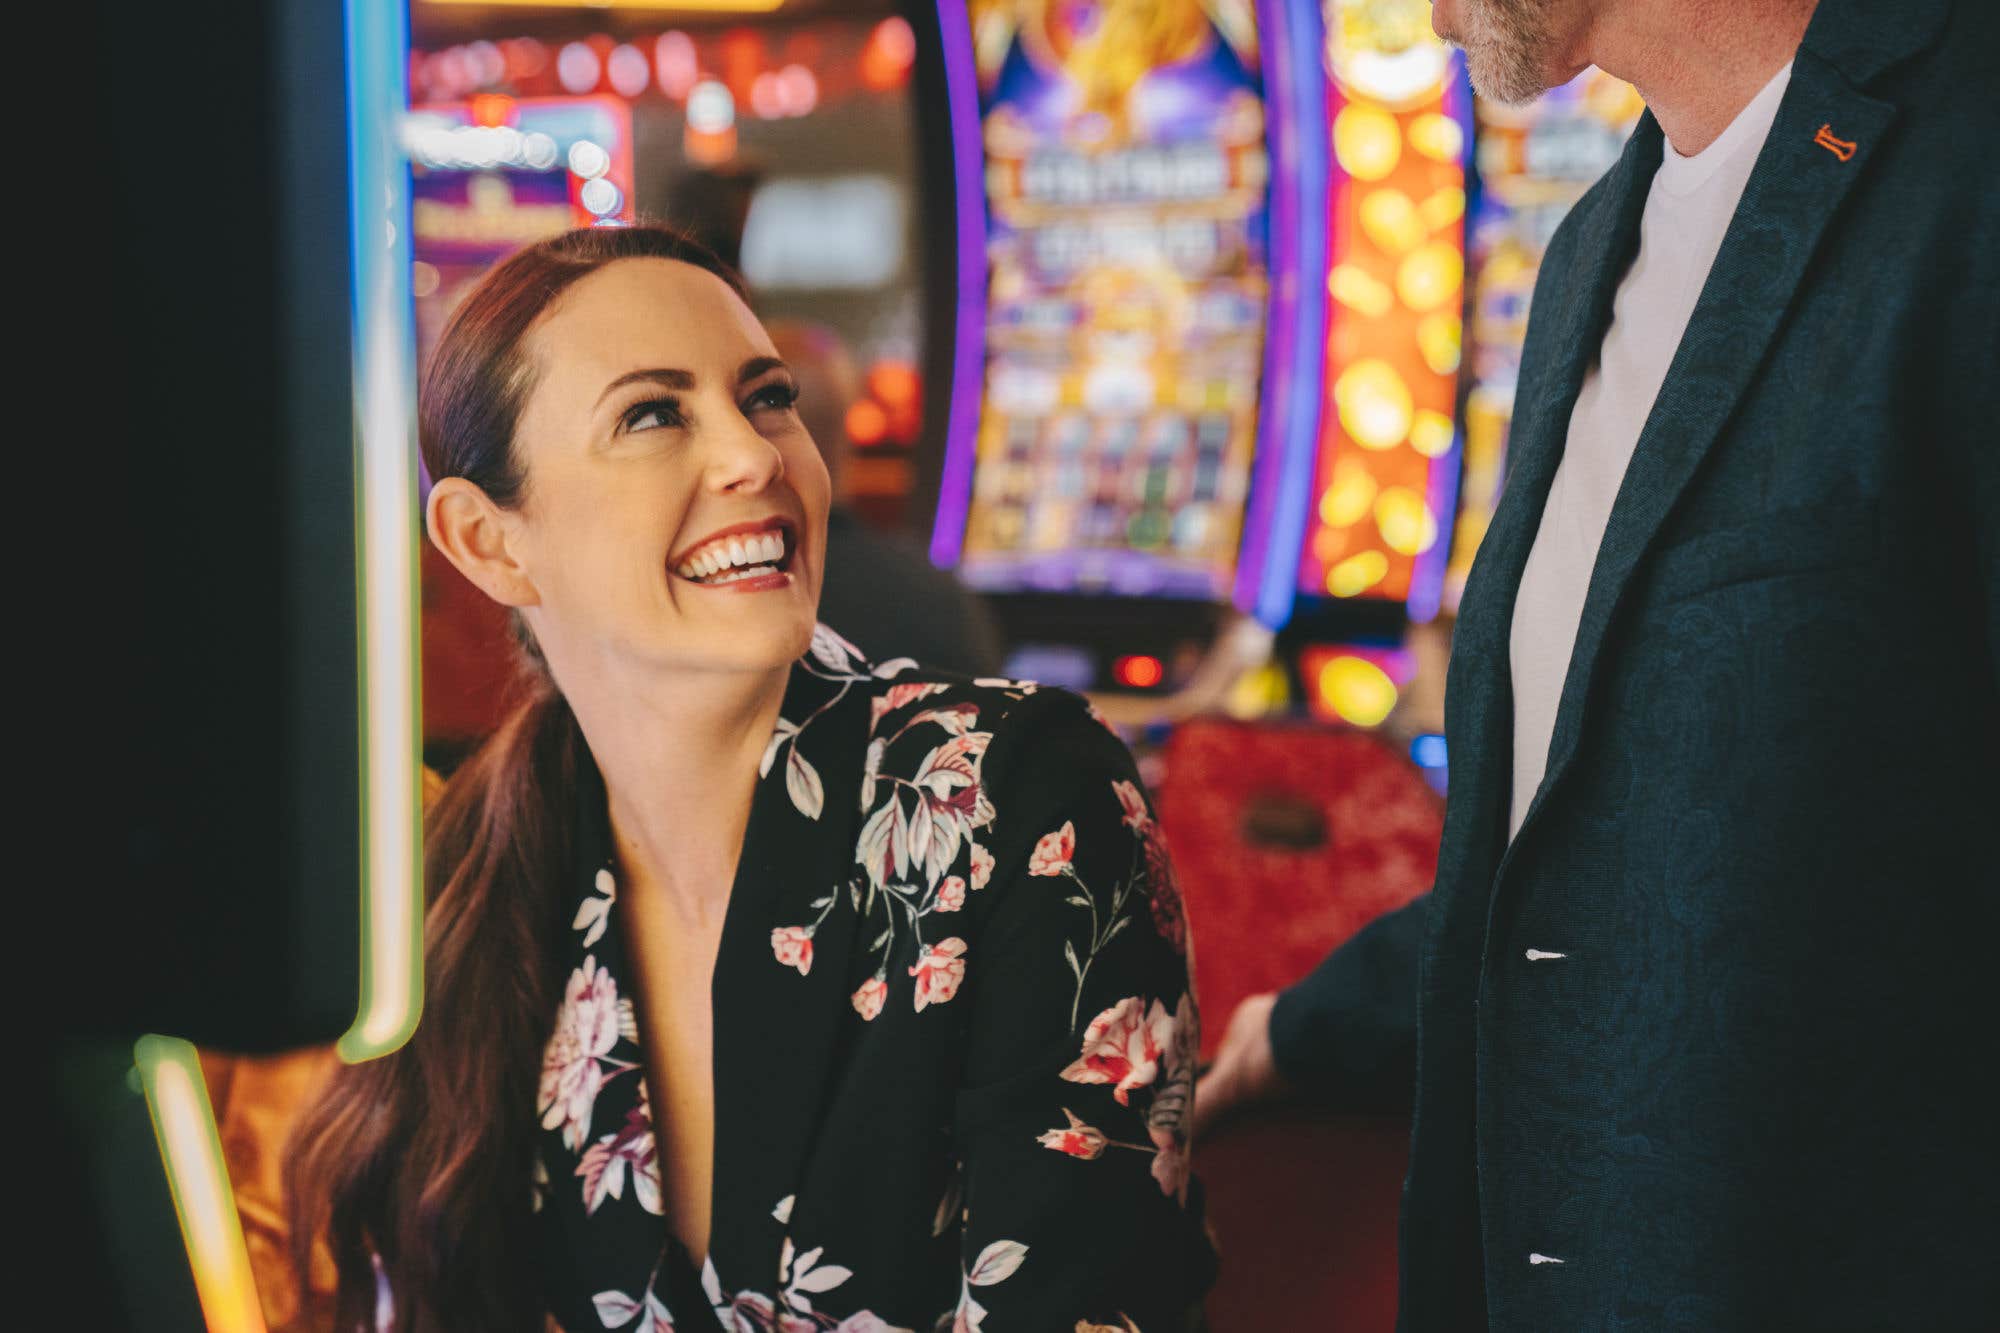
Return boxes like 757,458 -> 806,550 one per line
285,224 -> 745,1332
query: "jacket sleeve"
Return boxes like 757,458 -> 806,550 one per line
948,691 -> 1214,1332
1267,897 -> 1426,1114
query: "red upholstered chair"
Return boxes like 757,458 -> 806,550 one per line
1157,718 -> 1443,1333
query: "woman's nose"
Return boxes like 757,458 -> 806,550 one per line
704,413 -> 786,494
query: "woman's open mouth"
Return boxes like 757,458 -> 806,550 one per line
669,516 -> 799,589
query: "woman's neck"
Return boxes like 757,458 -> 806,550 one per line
559,654 -> 792,925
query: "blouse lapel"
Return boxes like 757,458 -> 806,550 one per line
535,626 -> 883,1328
707,626 -> 878,1273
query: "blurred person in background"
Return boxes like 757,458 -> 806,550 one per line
768,319 -> 1004,677
1199,0 -> 1999,1327
272,225 -> 1212,1333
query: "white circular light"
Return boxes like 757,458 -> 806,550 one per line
521,132 -> 559,170
686,80 -> 735,133
557,41 -> 601,95
567,139 -> 610,179
607,43 -> 650,98
655,31 -> 698,99
466,40 -> 505,88
580,178 -> 623,217
777,64 -> 818,117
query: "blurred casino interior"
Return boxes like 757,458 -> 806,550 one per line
74,1 -> 1646,1328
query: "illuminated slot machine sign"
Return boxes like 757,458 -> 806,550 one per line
948,0 -> 1274,604
404,95 -> 635,366
1445,70 -> 1642,606
1297,0 -> 1470,623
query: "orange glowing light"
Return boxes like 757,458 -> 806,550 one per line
468,93 -> 516,128
845,399 -> 889,447
866,361 -> 920,409
1114,654 -> 1165,689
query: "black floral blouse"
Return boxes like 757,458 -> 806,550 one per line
534,625 -> 1215,1333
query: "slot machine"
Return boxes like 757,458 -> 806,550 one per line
916,0 -> 1326,722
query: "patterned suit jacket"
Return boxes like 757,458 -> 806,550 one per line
1277,0 -> 1998,1327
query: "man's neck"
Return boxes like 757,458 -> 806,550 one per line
1587,0 -> 1818,155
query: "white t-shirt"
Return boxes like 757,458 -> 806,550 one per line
1507,62 -> 1793,839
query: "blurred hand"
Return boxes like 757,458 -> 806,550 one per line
1192,992 -> 1293,1142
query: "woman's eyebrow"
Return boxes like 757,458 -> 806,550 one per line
737,356 -> 790,386
595,367 -> 695,410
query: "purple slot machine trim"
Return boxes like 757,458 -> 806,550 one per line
1241,0 -> 1331,628
1406,55 -> 1475,624
926,0 -> 988,570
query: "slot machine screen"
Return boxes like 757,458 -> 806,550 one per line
955,0 -> 1272,601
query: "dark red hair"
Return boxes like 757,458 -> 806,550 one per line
286,224 -> 742,1332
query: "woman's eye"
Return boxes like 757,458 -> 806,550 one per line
747,382 -> 802,415
622,399 -> 684,432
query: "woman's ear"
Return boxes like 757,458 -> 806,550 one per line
427,477 -> 540,609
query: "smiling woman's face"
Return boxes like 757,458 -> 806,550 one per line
481,256 -> 830,683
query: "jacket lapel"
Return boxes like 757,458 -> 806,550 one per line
1518,51 -> 1898,834
706,627 -> 875,1275
1439,122 -> 1658,905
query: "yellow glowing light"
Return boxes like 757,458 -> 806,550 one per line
1320,459 -> 1380,528
1334,104 -> 1402,181
1335,358 -> 1413,450
1359,187 -> 1424,255
1376,486 -> 1440,555
1320,654 -> 1400,727
1330,263 -> 1394,317
1408,111 -> 1465,162
1327,549 -> 1391,597
1410,408 -> 1456,458
135,1037 -> 269,1333
1416,311 -> 1463,375
1419,185 -> 1466,232
1396,241 -> 1464,312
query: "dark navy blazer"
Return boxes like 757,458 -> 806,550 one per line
1271,0 -> 1999,1326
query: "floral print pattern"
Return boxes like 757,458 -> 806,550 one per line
534,629 -> 1211,1333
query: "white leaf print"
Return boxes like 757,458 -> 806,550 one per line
810,623 -> 864,673
573,896 -> 611,948
792,1263 -> 853,1294
618,998 -> 638,1043
701,1257 -> 724,1306
967,1239 -> 1028,1286
644,1290 -> 675,1332
773,1194 -> 795,1223
872,656 -> 919,677
593,1289 -> 642,1326
786,746 -> 825,820
761,717 -> 799,778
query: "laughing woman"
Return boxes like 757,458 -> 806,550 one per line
285,225 -> 1214,1333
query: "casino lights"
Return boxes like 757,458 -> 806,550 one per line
1299,0 -> 1470,623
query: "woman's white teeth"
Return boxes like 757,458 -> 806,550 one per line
679,530 -> 788,582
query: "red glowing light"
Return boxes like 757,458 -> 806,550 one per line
1113,655 -> 1165,689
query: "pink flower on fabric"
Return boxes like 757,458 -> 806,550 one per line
909,937 -> 968,1011
1060,996 -> 1177,1106
968,842 -> 995,892
1111,779 -> 1150,831
771,925 -> 814,976
1028,822 -> 1076,877
1149,1124 -> 1191,1205
539,957 -> 622,1150
935,876 -> 967,913
1036,1108 -> 1108,1160
851,975 -> 888,1022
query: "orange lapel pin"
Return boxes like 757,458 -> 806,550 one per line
1814,124 -> 1858,161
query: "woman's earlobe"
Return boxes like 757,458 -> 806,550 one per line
427,477 -> 539,609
